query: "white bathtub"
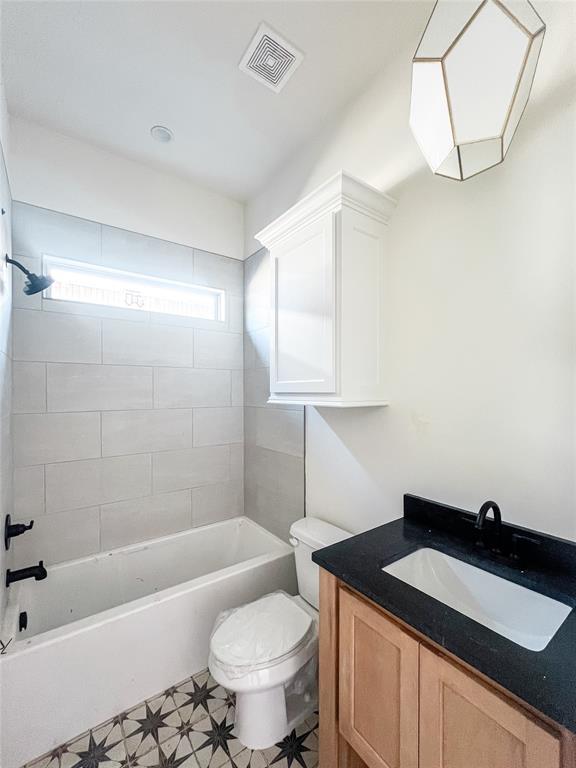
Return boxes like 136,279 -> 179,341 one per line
0,517 -> 297,768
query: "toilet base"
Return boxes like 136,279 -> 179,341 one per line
235,686 -> 288,750
234,686 -> 317,751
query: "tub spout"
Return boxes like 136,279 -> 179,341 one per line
6,560 -> 47,587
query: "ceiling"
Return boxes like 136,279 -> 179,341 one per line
2,1 -> 429,201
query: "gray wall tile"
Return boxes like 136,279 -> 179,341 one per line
100,490 -> 192,550
153,446 -> 229,493
243,249 -> 305,541
12,202 -> 100,265
245,326 -> 270,369
13,465 -> 45,518
13,412 -> 101,467
245,445 -> 304,500
102,409 -> 193,456
193,407 -> 243,447
155,367 -> 231,409
45,454 -> 152,513
47,363 -> 153,412
244,367 -> 270,408
0,256 -> 12,358
194,249 -> 243,294
195,330 -> 242,369
12,506 -> 100,567
192,481 -> 242,527
13,361 -> 46,413
0,168 -> 13,623
244,248 -> 270,332
13,309 -> 102,363
228,294 -> 244,334
103,320 -> 194,366
245,482 -> 303,542
148,311 -> 226,333
230,443 -> 244,485
245,406 -> 304,458
231,370 -> 244,406
101,225 -> 194,282
0,354 -> 11,421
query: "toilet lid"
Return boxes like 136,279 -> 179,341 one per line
211,592 -> 313,668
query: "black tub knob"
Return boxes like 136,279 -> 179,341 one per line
4,515 -> 35,550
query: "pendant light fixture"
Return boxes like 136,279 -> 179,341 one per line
409,0 -> 545,181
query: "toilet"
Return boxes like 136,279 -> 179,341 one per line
208,517 -> 351,750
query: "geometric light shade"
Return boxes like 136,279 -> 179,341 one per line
409,0 -> 545,180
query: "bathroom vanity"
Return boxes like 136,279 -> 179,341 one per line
313,496 -> 576,768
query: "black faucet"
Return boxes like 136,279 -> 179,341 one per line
4,514 -> 34,550
475,500 -> 503,551
6,561 -> 47,587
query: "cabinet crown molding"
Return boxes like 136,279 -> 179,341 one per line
255,171 -> 396,249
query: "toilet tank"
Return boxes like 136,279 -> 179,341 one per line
289,518 -> 351,610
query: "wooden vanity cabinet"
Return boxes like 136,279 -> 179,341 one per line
419,645 -> 562,768
319,572 -> 572,768
339,588 -> 418,768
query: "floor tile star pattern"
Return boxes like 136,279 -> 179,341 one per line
22,670 -> 318,768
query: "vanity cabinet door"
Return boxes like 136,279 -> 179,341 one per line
419,646 -> 562,768
339,589 -> 419,768
270,212 -> 336,394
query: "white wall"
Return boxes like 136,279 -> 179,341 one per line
247,2 -> 576,540
9,118 -> 244,261
11,204 -> 244,566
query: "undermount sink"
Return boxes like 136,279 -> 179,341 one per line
382,548 -> 572,652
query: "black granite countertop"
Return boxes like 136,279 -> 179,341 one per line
312,494 -> 576,733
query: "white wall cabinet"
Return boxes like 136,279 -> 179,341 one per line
256,172 -> 396,407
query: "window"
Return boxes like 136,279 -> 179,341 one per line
44,256 -> 225,321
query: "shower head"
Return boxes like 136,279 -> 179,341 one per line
23,272 -> 54,296
5,256 -> 54,295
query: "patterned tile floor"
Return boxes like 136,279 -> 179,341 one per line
24,669 -> 319,768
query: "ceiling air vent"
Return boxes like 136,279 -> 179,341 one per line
239,23 -> 304,93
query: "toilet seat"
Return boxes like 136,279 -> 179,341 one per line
210,592 -> 314,677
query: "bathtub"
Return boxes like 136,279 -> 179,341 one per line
0,516 -> 297,768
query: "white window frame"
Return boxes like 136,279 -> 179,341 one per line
43,255 -> 226,322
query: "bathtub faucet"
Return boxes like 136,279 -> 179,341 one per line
6,561 -> 47,587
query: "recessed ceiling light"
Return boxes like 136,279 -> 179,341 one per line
150,125 -> 174,143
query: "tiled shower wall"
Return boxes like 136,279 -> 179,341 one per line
243,248 -> 304,540
10,203 -> 244,568
0,152 -> 13,620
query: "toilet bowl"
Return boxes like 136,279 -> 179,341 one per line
208,517 -> 351,750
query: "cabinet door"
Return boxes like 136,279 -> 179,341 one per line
270,213 -> 336,393
339,589 -> 419,768
420,646 -> 562,768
